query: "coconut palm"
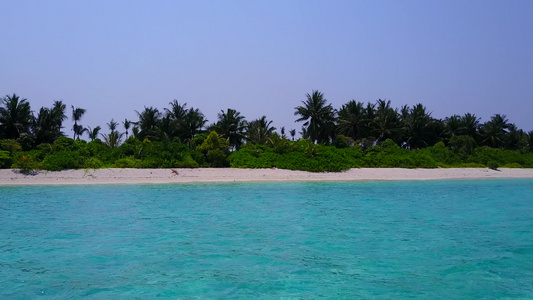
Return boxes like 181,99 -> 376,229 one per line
165,101 -> 207,144
136,106 -> 162,140
123,119 -> 131,139
87,126 -> 101,141
505,123 -> 522,150
402,104 -> 436,149
459,113 -> 480,138
337,100 -> 369,141
214,108 -> 247,150
289,129 -> 296,141
294,90 -> 336,144
157,114 -> 174,144
371,99 -> 401,144
107,119 -> 119,134
71,105 -> 86,140
31,100 -> 67,145
33,109 -> 59,144
101,131 -> 124,148
180,108 -> 207,146
444,115 -> 461,138
0,94 -> 32,139
527,130 -> 533,153
480,114 -> 510,148
246,116 -> 277,145
166,100 -> 188,123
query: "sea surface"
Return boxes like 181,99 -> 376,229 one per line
1,179 -> 532,299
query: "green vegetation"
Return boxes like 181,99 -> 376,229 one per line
1,91 -> 533,172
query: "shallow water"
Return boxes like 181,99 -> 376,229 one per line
1,179 -> 532,299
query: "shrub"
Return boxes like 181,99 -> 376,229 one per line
487,160 -> 499,170
206,149 -> 229,167
83,157 -> 104,169
41,151 -> 81,171
172,155 -> 200,168
53,137 -> 78,152
454,162 -> 486,168
449,135 -> 476,158
0,139 -> 22,154
501,163 -> 523,168
12,155 -> 39,174
16,133 -> 35,151
141,157 -> 168,168
418,142 -> 460,167
114,157 -> 144,168
0,150 -> 12,168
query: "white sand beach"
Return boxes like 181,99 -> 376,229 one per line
0,168 -> 533,186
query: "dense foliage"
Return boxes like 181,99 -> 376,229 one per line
1,92 -> 532,173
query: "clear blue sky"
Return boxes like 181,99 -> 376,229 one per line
1,0 -> 532,136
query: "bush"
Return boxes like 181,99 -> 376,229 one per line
468,146 -> 526,167
172,154 -> 200,168
141,157 -> 169,168
487,160 -> 499,170
41,151 -> 81,171
83,157 -> 104,169
16,133 -> 35,151
501,163 -> 523,168
0,150 -> 12,168
53,137 -> 78,152
206,149 -> 229,167
454,162 -> 486,168
229,142 -> 362,172
449,135 -> 476,158
12,155 -> 39,174
418,142 -> 460,167
0,139 -> 22,154
114,157 -> 144,168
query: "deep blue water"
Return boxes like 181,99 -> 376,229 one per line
1,179 -> 533,299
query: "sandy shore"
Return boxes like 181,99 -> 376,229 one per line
0,168 -> 532,186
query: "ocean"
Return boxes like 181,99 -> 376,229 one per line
1,179 -> 532,299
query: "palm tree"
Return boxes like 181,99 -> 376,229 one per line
73,124 -> 87,140
289,129 -> 296,141
136,106 -> 162,140
214,108 -> 247,150
87,126 -> 101,141
505,123 -> 522,150
527,130 -> 533,153
180,108 -> 207,146
459,113 -> 480,138
402,104 -> 436,149
294,90 -> 336,144
166,100 -> 188,122
0,94 -> 32,140
480,114 -> 510,148
246,116 -> 276,145
123,119 -> 131,139
371,99 -> 401,144
71,105 -> 86,140
107,119 -> 119,134
101,131 -> 124,148
32,103 -> 66,145
337,100 -> 369,141
31,100 -> 66,145
164,101 -> 207,144
158,114 -> 175,144
444,115 -> 461,138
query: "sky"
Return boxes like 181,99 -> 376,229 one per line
1,0 -> 532,137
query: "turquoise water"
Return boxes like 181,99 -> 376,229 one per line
1,180 -> 533,299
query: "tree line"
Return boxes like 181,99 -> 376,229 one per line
1,91 -> 532,172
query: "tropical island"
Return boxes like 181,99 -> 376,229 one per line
1,91 -> 532,175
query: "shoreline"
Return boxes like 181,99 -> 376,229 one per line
1,168 -> 533,186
